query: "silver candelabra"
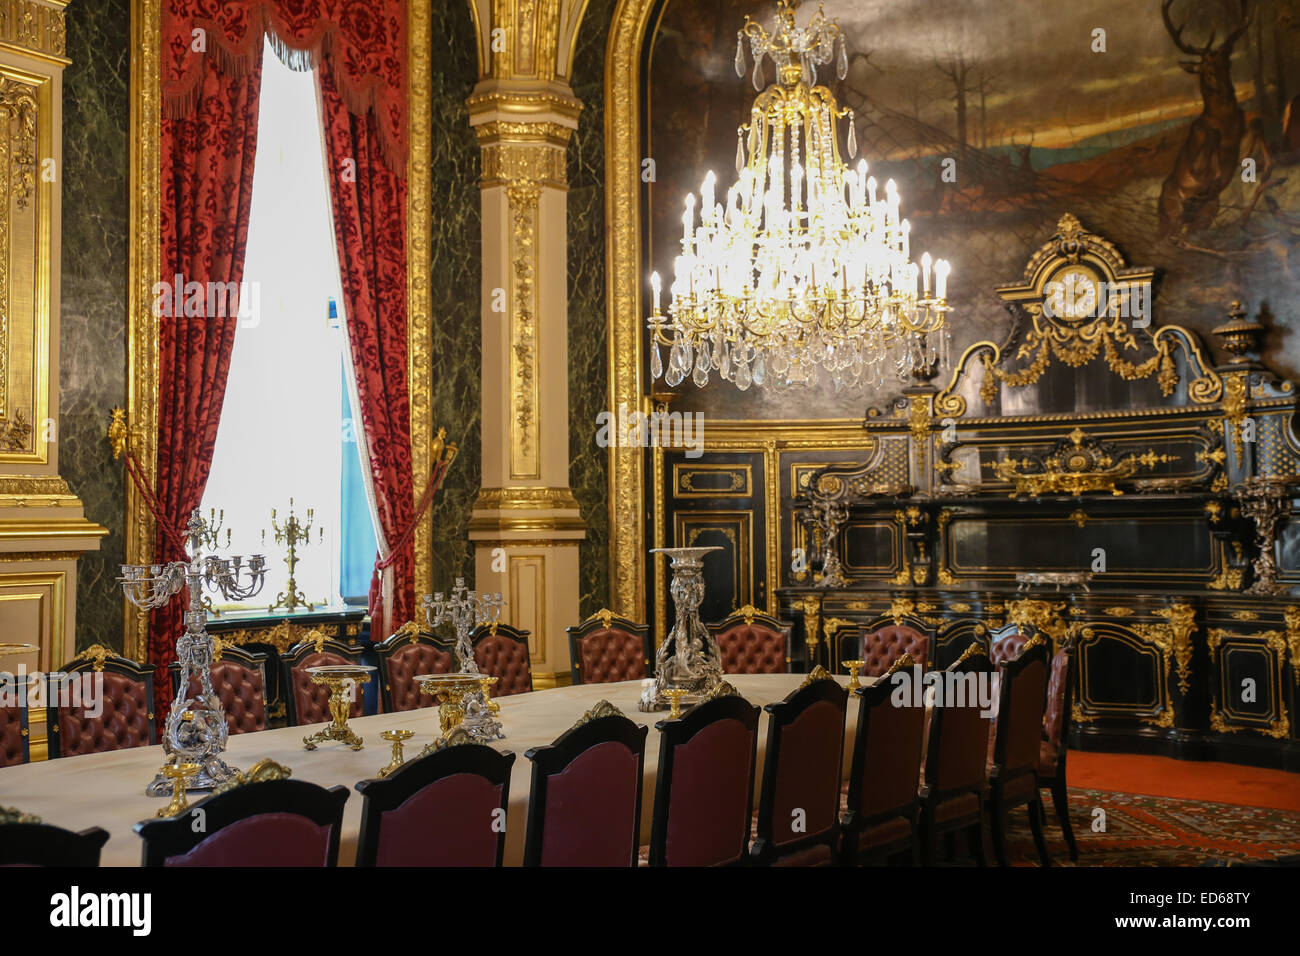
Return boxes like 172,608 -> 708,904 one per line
641,546 -> 726,710
120,508 -> 266,795
422,578 -> 506,740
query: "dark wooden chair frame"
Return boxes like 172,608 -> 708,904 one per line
750,678 -> 848,866
134,779 -> 349,866
648,694 -> 760,867
1038,643 -> 1079,862
0,821 -> 110,866
522,713 -> 649,866
565,612 -> 653,686
1,672 -> 33,766
988,638 -> 1053,867
373,626 -> 454,714
45,651 -> 157,758
706,608 -> 793,674
917,650 -> 992,866
355,744 -> 516,867
167,643 -> 269,733
840,666 -> 924,866
281,636 -> 365,727
470,621 -> 534,695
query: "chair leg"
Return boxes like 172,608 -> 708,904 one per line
966,821 -> 987,867
1051,778 -> 1078,862
943,830 -> 957,861
1028,795 -> 1052,867
990,793 -> 1009,867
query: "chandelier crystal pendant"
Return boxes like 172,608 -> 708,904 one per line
646,0 -> 952,392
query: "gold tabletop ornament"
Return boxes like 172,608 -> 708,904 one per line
156,763 -> 200,817
664,688 -> 688,719
302,665 -> 375,751
416,673 -> 490,756
377,729 -> 414,778
842,659 -> 865,693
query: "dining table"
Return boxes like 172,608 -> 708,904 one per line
0,672 -> 869,866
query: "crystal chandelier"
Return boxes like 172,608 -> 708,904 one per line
647,0 -> 952,391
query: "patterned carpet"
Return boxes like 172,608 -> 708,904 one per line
997,787 -> 1300,867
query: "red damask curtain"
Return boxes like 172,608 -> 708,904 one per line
158,0 -> 413,655
319,63 -> 413,641
153,55 -> 264,713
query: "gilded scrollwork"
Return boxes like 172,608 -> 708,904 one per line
1154,604 -> 1196,695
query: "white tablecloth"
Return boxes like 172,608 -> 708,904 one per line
0,673 -> 862,866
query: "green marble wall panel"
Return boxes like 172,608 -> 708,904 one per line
427,1 -> 483,598
568,0 -> 615,620
60,0 -> 130,651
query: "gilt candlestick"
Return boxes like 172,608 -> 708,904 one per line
263,498 -> 323,613
421,578 -> 506,741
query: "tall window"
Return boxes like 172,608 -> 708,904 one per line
202,40 -> 376,611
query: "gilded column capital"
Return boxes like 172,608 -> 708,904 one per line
468,81 -> 581,189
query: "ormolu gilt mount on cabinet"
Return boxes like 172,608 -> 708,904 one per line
775,215 -> 1300,770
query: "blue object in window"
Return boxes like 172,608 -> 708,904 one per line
340,360 -> 378,605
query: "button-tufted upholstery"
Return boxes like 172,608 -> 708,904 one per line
178,661 -> 266,735
573,628 -> 650,683
1043,648 -> 1070,761
989,632 -> 1029,668
714,624 -> 788,674
288,652 -> 364,726
473,627 -> 533,697
567,612 -> 652,686
860,626 -> 930,677
0,683 -> 27,766
57,671 -> 154,756
384,643 -> 451,712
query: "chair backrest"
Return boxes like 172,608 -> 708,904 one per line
0,811 -> 109,866
135,776 -> 349,867
753,677 -> 847,864
0,674 -> 31,767
169,643 -> 268,735
522,708 -> 648,866
707,607 -> 791,674
566,611 -> 652,685
46,646 -> 156,758
374,625 -> 453,713
860,625 -> 930,677
991,636 -> 1050,779
472,622 -> 533,696
1042,643 -> 1076,772
923,648 -> 994,796
282,636 -> 364,726
846,654 -> 926,825
649,694 -> 760,867
355,744 -> 515,866
988,625 -> 1030,669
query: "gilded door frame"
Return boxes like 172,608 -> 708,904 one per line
124,0 -> 433,658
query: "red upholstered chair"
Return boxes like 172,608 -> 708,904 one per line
840,653 -> 925,865
566,610 -> 652,685
46,646 -> 156,758
707,606 -> 791,674
134,761 -> 348,867
751,676 -> 848,867
0,808 -> 109,866
648,694 -> 760,867
1038,642 -> 1078,861
522,704 -> 649,866
168,642 -> 268,735
858,625 -> 930,677
0,674 -> 32,767
917,645 -> 993,865
282,634 -> 365,727
355,744 -> 515,866
987,634 -> 1052,866
987,625 -> 1030,668
374,624 -> 453,713
472,622 -> 534,697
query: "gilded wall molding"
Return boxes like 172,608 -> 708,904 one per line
507,177 -> 541,478
408,0 -> 433,598
0,0 -> 66,63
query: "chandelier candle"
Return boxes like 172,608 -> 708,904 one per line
647,0 -> 952,391
120,509 -> 266,795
